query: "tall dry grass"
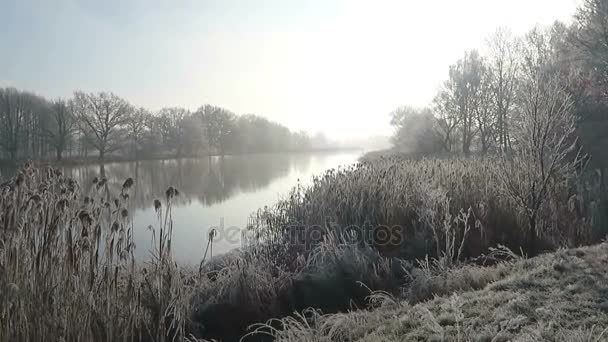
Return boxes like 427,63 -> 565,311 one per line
0,164 -> 407,342
0,163 -> 200,342
237,155 -> 607,339
245,156 -> 604,270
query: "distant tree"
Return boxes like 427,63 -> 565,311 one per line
234,114 -> 317,153
0,88 -> 47,161
0,88 -> 26,161
46,99 -> 77,161
181,114 -> 206,156
142,113 -> 163,156
235,115 -> 265,152
291,131 -> 312,151
197,105 -> 236,156
73,91 -> 132,160
271,123 -> 291,151
0,87 -> 316,162
196,104 -> 219,154
471,64 -> 497,154
21,95 -> 50,160
311,132 -> 330,150
158,107 -> 190,157
433,88 -> 460,153
487,28 -> 521,150
215,109 -> 236,155
437,50 -> 486,155
390,106 -> 443,154
126,107 -> 150,158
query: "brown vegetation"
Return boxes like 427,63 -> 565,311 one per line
0,163 -> 196,341
250,243 -> 608,341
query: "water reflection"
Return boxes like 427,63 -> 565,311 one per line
65,154 -> 313,209
1,152 -> 361,263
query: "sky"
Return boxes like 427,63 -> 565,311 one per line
0,0 -> 582,141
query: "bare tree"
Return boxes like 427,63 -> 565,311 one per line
142,113 -> 162,156
487,28 -> 521,150
73,91 -> 132,160
499,73 -> 580,255
0,88 -> 45,161
46,99 -> 77,161
196,105 -> 236,156
433,89 -> 460,153
126,107 -> 150,158
437,50 -> 486,155
472,65 -> 497,154
1,87 -> 316,162
0,88 -> 25,161
158,107 -> 189,157
498,28 -> 582,256
196,104 -> 219,155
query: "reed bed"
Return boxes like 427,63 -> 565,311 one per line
245,156 -> 605,269
0,163 -> 200,342
0,164 -> 405,342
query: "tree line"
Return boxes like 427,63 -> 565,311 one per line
388,0 -> 608,254
0,89 -> 318,162
390,0 -> 608,173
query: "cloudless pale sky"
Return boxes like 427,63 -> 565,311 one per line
0,0 -> 581,140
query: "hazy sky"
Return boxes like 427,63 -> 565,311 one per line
0,0 -> 581,140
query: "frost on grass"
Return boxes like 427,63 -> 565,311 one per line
258,243 -> 608,342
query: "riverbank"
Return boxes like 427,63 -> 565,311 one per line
255,242 -> 608,341
359,148 -> 463,163
358,148 -> 399,162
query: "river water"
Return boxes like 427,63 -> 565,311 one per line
1,151 -> 361,264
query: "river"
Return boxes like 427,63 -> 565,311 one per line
1,151 -> 361,264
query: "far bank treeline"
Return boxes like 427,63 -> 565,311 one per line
0,90 -> 326,162
388,9 -> 608,172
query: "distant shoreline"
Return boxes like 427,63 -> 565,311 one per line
0,146 -> 363,168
